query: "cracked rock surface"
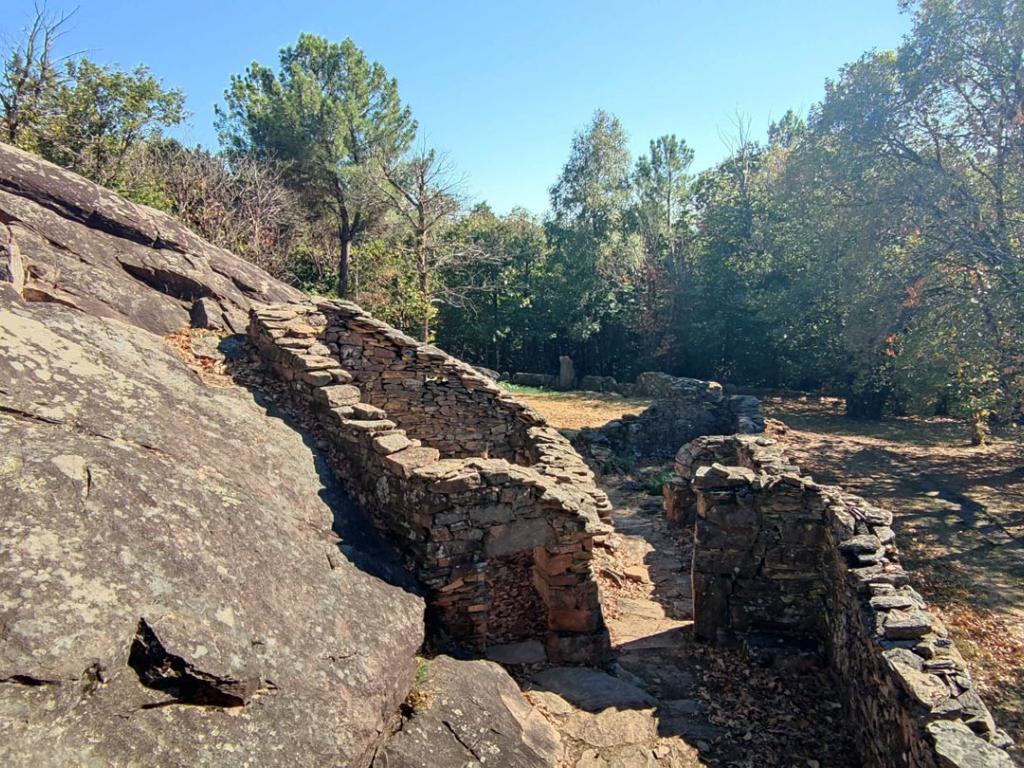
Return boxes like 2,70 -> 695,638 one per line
0,142 -> 302,335
0,290 -> 424,766
0,142 -> 427,766
374,655 -> 563,768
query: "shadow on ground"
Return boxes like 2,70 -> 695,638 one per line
217,334 -> 420,594
521,470 -> 857,767
767,396 -> 1024,750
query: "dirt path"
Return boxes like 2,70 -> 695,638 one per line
525,475 -> 856,768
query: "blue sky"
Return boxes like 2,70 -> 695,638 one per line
6,0 -> 912,214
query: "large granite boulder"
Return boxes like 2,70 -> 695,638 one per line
0,142 -> 302,335
374,655 -> 563,767
0,288 -> 425,766
0,142 -> 431,766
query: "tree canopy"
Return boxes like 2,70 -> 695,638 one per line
3,0 -> 1022,441
216,33 -> 416,296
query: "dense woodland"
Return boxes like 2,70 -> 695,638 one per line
2,0 -> 1022,441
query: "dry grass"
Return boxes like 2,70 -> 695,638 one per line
501,384 -> 652,430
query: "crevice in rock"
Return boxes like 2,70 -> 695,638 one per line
119,262 -> 211,303
0,674 -> 60,686
209,262 -> 259,296
127,618 -> 255,708
0,405 -> 169,456
442,718 -> 483,761
0,404 -> 65,425
84,211 -> 157,247
21,286 -> 81,309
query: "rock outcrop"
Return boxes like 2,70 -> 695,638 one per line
0,142 -> 302,334
0,288 -> 424,765
374,656 -> 563,768
0,144 -> 557,767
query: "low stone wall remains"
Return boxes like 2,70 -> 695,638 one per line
575,373 -> 766,463
667,434 -> 1014,767
324,301 -> 611,520
249,300 -> 611,663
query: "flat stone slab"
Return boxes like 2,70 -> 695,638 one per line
616,597 -> 666,621
928,720 -> 1014,768
529,667 -> 656,712
561,708 -> 657,748
486,640 -> 547,665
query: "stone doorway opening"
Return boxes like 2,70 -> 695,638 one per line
484,551 -> 547,645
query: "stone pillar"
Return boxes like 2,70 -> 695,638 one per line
691,463 -> 829,644
534,542 -> 610,663
662,474 -> 696,527
557,356 -> 575,390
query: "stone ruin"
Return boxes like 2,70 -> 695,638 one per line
247,294 -> 1016,767
574,371 -> 764,463
9,138 -> 1011,766
249,299 -> 612,663
664,434 -> 1015,767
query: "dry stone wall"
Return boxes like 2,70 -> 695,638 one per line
669,434 -> 1014,767
575,373 -> 766,463
249,300 -> 611,663
323,300 -> 612,520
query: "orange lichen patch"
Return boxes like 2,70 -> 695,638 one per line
163,327 -> 235,388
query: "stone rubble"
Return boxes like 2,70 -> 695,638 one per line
575,373 -> 766,463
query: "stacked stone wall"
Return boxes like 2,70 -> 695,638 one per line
672,434 -> 1014,767
575,373 -> 766,463
324,300 -> 612,520
249,300 -> 610,663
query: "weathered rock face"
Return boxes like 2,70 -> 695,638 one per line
0,145 -> 431,765
374,656 -> 563,768
0,289 -> 425,766
0,143 -> 581,767
0,142 -> 302,334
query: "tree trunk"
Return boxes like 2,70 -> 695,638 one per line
970,410 -> 991,447
337,202 -> 352,297
417,225 -> 430,342
337,236 -> 351,298
419,268 -> 430,342
845,387 -> 889,420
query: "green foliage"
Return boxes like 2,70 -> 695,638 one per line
350,239 -> 433,336
5,0 -> 1021,438
542,110 -> 643,372
435,204 -> 549,368
34,60 -> 185,188
638,469 -> 675,496
0,9 -> 185,194
217,34 -> 416,295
